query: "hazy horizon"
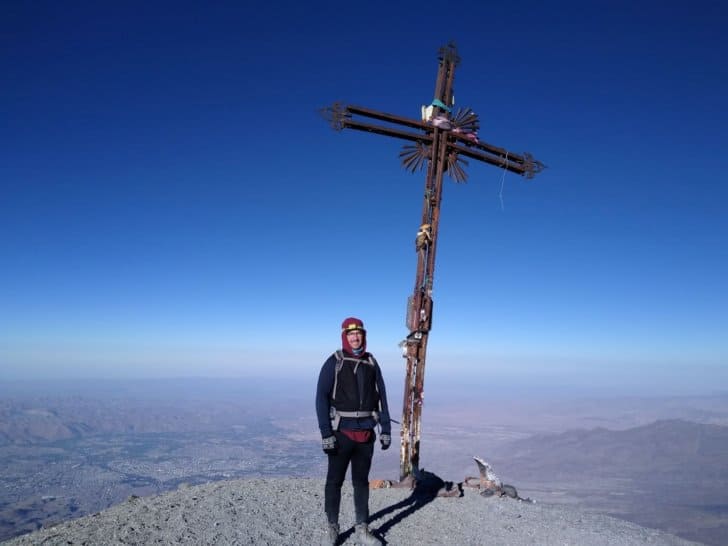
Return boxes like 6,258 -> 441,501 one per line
3,369 -> 727,401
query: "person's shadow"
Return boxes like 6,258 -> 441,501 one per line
336,468 -> 462,545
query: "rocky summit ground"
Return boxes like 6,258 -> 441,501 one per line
2,478 -> 704,545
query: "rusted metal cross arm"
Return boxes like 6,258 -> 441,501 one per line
341,105 -> 543,177
341,118 -> 535,177
346,105 -> 427,132
341,118 -> 427,145
450,142 -> 533,177
453,136 -> 523,164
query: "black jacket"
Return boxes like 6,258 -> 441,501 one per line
315,351 -> 391,438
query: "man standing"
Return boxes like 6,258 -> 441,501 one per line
316,317 -> 391,546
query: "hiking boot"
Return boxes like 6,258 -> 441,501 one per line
354,523 -> 382,545
322,522 -> 339,545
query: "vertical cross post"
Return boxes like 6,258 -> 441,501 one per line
399,45 -> 459,479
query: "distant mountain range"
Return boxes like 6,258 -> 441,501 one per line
0,396 -> 258,445
496,419 -> 728,478
489,419 -> 728,546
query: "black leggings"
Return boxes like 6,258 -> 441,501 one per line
325,430 -> 374,525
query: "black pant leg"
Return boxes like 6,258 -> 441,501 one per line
350,436 -> 374,524
324,431 -> 354,524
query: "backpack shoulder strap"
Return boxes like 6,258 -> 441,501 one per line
368,354 -> 383,415
332,350 -> 344,399
334,350 -> 344,372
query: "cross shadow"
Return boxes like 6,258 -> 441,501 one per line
336,469 -> 462,545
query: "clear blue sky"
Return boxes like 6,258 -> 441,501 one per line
2,1 -> 726,395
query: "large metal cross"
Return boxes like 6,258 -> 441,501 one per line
323,43 -> 544,480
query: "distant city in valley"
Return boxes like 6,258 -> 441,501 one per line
1,379 -> 727,545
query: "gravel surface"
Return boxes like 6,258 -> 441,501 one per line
2,478 -> 703,545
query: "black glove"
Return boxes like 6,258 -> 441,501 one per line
322,435 -> 337,454
380,433 -> 391,450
